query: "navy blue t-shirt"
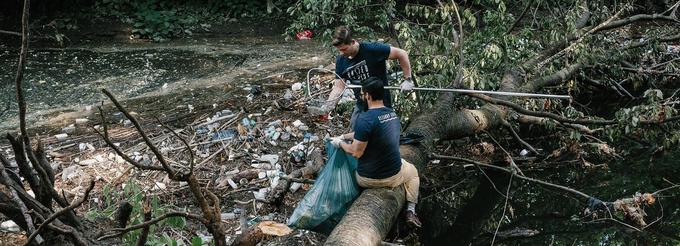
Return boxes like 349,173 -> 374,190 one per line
335,42 -> 392,109
353,107 -> 401,179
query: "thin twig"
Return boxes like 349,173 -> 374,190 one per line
431,153 -> 591,200
501,120 -> 539,155
156,117 -> 195,175
491,175 -> 513,245
101,89 -> 181,179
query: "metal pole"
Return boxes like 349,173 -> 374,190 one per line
345,84 -> 571,100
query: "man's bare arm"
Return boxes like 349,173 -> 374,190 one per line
340,138 -> 367,159
388,47 -> 412,79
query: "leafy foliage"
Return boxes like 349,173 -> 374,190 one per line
87,181 -> 188,245
287,0 -> 679,149
92,0 -> 282,41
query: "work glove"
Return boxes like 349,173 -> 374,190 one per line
400,78 -> 415,93
329,136 -> 344,148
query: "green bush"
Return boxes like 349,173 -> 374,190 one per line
92,0 -> 281,41
87,181 -> 189,245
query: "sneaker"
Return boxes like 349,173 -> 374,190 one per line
405,211 -> 422,228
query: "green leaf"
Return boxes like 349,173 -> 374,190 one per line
191,236 -> 203,246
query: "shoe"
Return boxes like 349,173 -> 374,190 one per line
405,211 -> 422,228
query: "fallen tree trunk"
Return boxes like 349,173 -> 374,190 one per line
325,92 -> 509,244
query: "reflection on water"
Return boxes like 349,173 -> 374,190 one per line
0,48 -> 245,127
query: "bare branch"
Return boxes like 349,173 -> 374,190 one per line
431,153 -> 591,200
469,94 -> 615,125
94,107 -> 165,172
14,0 -> 30,143
101,89 -> 181,179
24,179 -> 96,246
501,120 -> 539,155
155,117 -> 194,176
0,29 -> 22,36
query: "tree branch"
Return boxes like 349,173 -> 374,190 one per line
94,107 -> 165,172
14,0 -> 30,143
155,117 -> 195,176
501,120 -> 539,155
430,153 -> 591,200
101,89 -> 182,179
469,94 -> 615,125
520,63 -> 584,92
24,179 -> 96,246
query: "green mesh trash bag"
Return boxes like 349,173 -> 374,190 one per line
287,141 -> 360,233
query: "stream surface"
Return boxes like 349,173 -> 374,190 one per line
0,39 -> 325,133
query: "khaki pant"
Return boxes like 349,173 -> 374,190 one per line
356,159 -> 420,203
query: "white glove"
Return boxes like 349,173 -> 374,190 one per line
400,79 -> 415,92
330,137 -> 344,148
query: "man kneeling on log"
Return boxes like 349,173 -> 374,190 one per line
329,77 -> 422,228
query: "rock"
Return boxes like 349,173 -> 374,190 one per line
0,220 -> 20,233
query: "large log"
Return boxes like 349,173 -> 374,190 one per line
325,92 -> 507,245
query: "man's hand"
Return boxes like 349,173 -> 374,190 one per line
400,78 -> 415,93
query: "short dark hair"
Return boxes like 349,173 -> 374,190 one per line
332,26 -> 352,46
361,77 -> 384,100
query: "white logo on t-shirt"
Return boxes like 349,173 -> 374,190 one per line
343,60 -> 369,82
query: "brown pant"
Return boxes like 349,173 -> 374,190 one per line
356,159 -> 420,203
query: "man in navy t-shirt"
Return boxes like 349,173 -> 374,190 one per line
313,26 -> 415,128
330,77 -> 422,228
